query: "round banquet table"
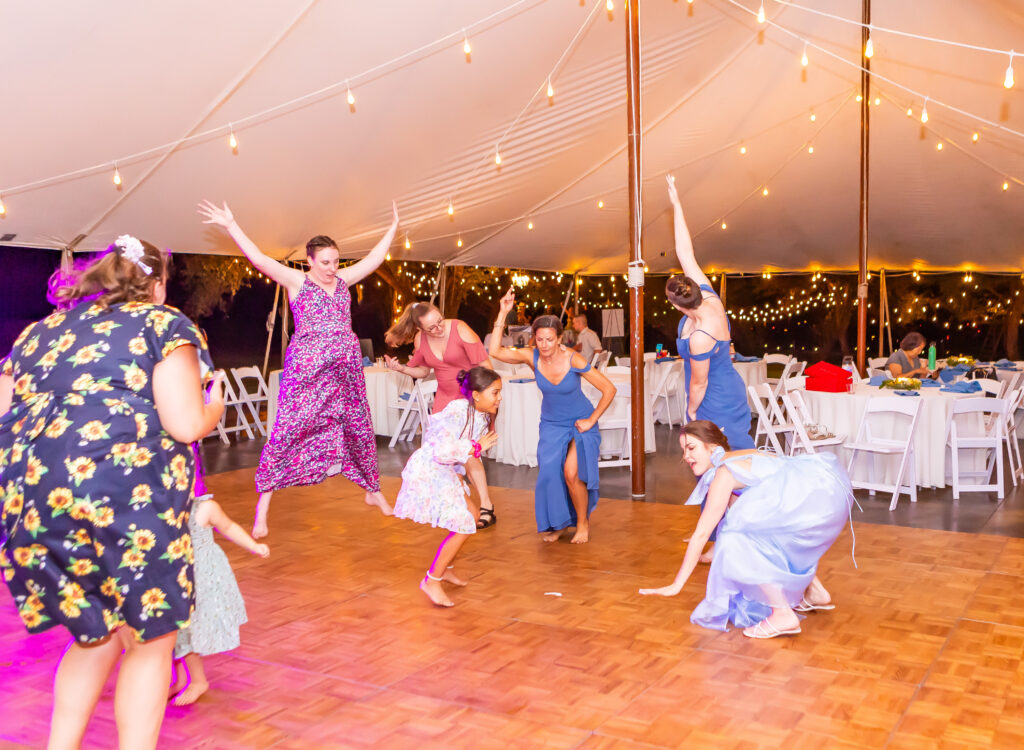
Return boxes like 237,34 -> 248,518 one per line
266,366 -> 413,437
491,370 -> 656,468
801,384 -> 986,489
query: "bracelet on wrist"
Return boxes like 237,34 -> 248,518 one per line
471,440 -> 483,458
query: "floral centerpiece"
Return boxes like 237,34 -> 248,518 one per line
945,355 -> 975,367
880,377 -> 921,391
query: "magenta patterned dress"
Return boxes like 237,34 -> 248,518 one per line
255,277 -> 380,494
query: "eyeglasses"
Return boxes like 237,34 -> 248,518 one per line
421,320 -> 445,333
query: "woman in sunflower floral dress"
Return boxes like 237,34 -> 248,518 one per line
0,237 -> 224,749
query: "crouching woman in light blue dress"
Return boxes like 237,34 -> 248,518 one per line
640,420 -> 854,639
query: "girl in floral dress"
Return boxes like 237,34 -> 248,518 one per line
392,367 -> 501,608
0,236 -> 224,749
198,200 -> 399,538
168,448 -> 269,706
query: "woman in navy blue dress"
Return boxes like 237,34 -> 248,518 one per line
488,289 -> 616,543
666,175 -> 753,451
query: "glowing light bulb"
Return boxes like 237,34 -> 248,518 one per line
229,128 -> 238,151
404,236 -> 411,250
1003,180 -> 1010,191
864,33 -> 874,59
936,141 -> 943,151
597,200 -> 604,209
457,236 -> 463,248
873,97 -> 880,106
920,100 -> 929,123
807,145 -> 814,154
112,166 -> 122,187
801,44 -> 808,67
856,93 -> 863,102
757,1 -> 765,24
1006,52 -> 1015,89
739,145 -> 747,155
385,253 -> 391,261
546,79 -> 554,100
0,196 -> 6,216
463,31 -> 471,59
346,85 -> 356,108
447,199 -> 454,217
906,107 -> 913,117
720,221 -> 727,230
606,0 -> 613,11
762,186 -> 769,196
972,132 -> 980,143
527,220 -> 534,230
494,147 -> 502,166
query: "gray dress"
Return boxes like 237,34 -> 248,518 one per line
174,495 -> 248,658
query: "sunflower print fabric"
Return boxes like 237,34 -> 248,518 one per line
0,300 -> 213,644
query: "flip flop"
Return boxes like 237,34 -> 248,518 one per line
743,619 -> 801,639
793,596 -> 836,613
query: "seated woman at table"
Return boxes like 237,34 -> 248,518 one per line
384,302 -> 498,528
639,420 -> 853,639
393,367 -> 500,607
488,289 -> 617,544
665,175 -> 754,452
885,332 -> 931,378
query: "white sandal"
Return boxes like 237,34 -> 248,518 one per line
793,596 -> 836,613
743,619 -> 801,639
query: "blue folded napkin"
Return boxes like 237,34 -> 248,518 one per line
941,380 -> 982,394
894,390 -> 920,397
997,365 -> 1019,371
733,354 -> 760,362
398,392 -> 411,400
939,365 -> 969,383
919,379 -> 941,387
510,378 -> 536,384
654,356 -> 679,364
996,358 -> 1013,366
362,356 -> 373,367
868,375 -> 886,386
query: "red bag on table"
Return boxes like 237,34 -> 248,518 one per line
804,361 -> 853,393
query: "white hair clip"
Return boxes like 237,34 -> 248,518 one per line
114,234 -> 152,275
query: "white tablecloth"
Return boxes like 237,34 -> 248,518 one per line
733,360 -> 768,407
492,371 -> 656,468
266,366 -> 413,437
801,384 -> 981,489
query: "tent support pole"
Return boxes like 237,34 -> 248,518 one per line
430,263 -> 446,313
559,273 -> 578,321
625,0 -> 646,500
719,273 -> 727,310
262,282 -> 281,379
856,0 -> 872,374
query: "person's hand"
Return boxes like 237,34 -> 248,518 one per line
252,543 -> 270,558
498,288 -> 516,315
478,431 -> 498,451
383,354 -> 402,372
666,174 -> 681,208
198,200 -> 234,228
639,582 -> 683,597
207,370 -> 226,405
575,417 -> 596,433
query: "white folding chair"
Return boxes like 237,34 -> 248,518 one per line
388,378 -> 437,447
651,361 -> 686,428
748,384 -> 786,454
769,360 -> 798,400
782,391 -> 845,455
1003,387 -> 1024,486
592,351 -> 612,372
597,390 -> 632,468
763,353 -> 793,366
867,367 -> 891,379
844,396 -> 922,511
972,377 -> 1006,398
231,366 -> 271,437
208,377 -> 255,444
615,356 -> 631,367
781,375 -> 806,395
945,397 -> 1008,499
868,357 -> 889,369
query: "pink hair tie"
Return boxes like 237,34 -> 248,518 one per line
471,440 -> 482,459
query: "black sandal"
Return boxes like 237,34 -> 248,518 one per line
477,507 -> 497,529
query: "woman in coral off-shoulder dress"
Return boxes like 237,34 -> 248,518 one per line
198,199 -> 399,538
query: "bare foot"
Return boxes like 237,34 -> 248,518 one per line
419,577 -> 454,607
541,530 -> 563,543
442,569 -> 468,587
168,660 -> 187,699
365,491 -> 394,516
253,498 -> 270,540
171,679 -> 209,706
570,522 -> 590,544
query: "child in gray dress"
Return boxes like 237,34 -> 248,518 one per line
169,451 -> 269,705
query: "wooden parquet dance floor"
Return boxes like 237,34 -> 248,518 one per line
3,468 -> 1024,749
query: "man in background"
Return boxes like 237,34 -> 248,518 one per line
572,313 -> 603,364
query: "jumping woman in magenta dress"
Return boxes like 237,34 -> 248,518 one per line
199,199 -> 399,538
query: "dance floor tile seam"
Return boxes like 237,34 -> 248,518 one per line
6,468 -> 1024,748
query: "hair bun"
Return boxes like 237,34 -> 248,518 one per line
456,369 -> 469,385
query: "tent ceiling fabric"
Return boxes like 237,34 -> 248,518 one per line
3,0 -> 1023,273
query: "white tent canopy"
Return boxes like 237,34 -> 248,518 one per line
2,0 -> 1023,273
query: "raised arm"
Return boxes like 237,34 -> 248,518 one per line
667,175 -> 712,289
639,467 -> 737,596
577,357 -> 617,432
338,202 -> 400,287
198,200 -> 305,297
487,288 -> 534,366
